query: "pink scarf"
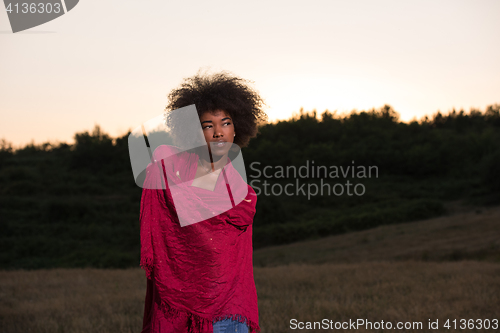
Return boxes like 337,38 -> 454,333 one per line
140,145 -> 259,333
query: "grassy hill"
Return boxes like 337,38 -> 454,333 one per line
253,202 -> 500,267
1,104 -> 499,269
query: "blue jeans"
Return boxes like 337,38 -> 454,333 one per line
212,318 -> 249,333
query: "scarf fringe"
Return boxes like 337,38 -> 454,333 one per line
140,256 -> 154,280
158,298 -> 260,333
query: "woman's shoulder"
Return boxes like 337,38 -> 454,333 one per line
151,145 -> 197,181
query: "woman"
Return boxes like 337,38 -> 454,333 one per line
140,71 -> 267,333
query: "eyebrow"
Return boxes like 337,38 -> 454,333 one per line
201,117 -> 232,124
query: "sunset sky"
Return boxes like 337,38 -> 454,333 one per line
1,0 -> 499,147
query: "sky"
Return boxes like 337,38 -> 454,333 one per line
1,0 -> 499,147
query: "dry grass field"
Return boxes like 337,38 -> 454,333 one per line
256,261 -> 500,332
1,204 -> 499,333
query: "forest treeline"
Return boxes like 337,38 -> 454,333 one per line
1,104 -> 499,269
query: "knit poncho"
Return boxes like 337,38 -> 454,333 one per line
140,145 -> 259,333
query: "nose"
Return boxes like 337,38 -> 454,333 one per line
213,124 -> 223,138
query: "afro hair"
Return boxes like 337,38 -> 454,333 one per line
165,70 -> 267,148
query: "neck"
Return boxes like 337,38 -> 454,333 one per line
199,153 -> 227,172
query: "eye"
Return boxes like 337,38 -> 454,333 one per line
202,125 -> 213,130
223,122 -> 231,126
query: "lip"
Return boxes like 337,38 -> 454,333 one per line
210,140 -> 227,148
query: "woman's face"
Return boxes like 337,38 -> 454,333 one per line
199,109 -> 235,157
